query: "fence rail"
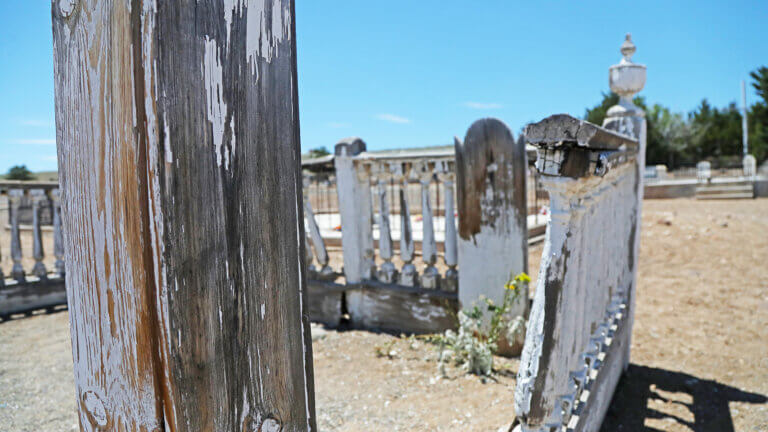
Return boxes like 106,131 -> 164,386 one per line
0,182 -> 65,317
296,126 -> 534,337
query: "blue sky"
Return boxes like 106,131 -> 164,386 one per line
1,1 -> 767,173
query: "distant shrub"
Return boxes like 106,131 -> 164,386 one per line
6,165 -> 35,180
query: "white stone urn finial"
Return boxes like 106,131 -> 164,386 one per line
620,33 -> 636,63
608,33 -> 646,117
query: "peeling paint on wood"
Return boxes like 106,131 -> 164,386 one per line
455,118 -> 528,321
334,138 -> 374,284
514,113 -> 646,431
52,1 -> 315,430
347,281 -> 458,334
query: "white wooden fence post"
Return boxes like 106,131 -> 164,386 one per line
334,138 -> 375,284
514,34 -> 647,432
455,118 -> 529,332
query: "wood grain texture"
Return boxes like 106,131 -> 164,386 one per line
306,281 -> 344,327
515,113 -> 646,431
0,277 -> 66,317
455,118 -> 528,319
347,281 -> 458,334
570,305 -> 632,431
52,1 -> 315,430
334,138 -> 374,284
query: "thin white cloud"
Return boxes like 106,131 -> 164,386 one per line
42,155 -> 58,161
327,122 -> 350,128
12,139 -> 56,145
19,119 -> 54,128
465,102 -> 503,109
375,113 -> 410,124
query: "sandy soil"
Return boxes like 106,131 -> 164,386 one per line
1,198 -> 767,431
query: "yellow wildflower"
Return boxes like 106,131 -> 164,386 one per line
515,272 -> 531,284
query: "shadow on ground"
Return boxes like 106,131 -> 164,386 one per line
601,364 -> 767,431
0,304 -> 68,323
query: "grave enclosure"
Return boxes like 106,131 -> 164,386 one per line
302,123 -> 533,336
0,1 -> 657,430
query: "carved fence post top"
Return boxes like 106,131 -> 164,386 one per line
458,117 -> 515,152
334,137 -> 367,156
525,114 -> 637,150
526,115 -> 639,179
609,33 -> 646,117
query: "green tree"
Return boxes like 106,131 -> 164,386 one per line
646,104 -> 699,168
583,92 -> 647,126
689,100 -> 743,165
305,146 -> 330,159
584,92 -> 619,125
748,66 -> 768,162
6,165 -> 35,180
748,102 -> 768,163
750,66 -> 768,105
584,92 -> 691,167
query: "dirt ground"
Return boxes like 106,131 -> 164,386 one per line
1,198 -> 767,431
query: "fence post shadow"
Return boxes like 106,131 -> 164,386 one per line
601,364 -> 767,431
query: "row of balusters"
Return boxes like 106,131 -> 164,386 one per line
1,188 -> 65,286
303,159 -> 459,292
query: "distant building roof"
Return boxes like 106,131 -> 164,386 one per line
302,144 -> 536,172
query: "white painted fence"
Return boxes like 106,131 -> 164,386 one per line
300,122 -> 533,334
514,34 -> 647,431
0,182 -> 66,317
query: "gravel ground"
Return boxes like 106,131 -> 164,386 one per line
1,198 -> 767,431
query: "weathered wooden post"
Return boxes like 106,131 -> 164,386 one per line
514,34 -> 647,432
455,119 -> 528,326
334,137 -> 375,283
52,1 -> 315,430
